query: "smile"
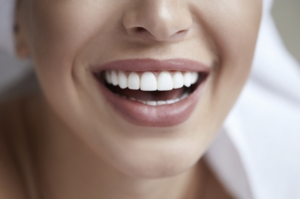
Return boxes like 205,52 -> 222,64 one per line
92,59 -> 211,127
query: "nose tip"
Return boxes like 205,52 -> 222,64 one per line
122,1 -> 193,42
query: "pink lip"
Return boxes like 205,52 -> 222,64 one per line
92,58 -> 211,73
92,59 -> 211,127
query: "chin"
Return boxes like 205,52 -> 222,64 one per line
101,136 -> 204,179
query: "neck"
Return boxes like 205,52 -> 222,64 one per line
32,96 -> 203,199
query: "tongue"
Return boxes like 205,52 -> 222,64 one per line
112,87 -> 186,101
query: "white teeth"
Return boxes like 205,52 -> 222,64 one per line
140,72 -> 157,91
102,71 -> 194,106
117,93 -> 189,106
184,72 -> 192,87
191,72 -> 199,84
126,92 -> 189,106
128,72 -> 140,90
118,71 -> 128,89
147,101 -> 157,106
172,72 -> 184,89
157,101 -> 167,105
111,71 -> 118,86
104,71 -> 199,90
137,99 -> 146,104
157,71 -> 173,91
105,71 -> 112,84
166,99 -> 176,104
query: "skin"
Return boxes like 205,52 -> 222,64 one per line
9,0 -> 262,198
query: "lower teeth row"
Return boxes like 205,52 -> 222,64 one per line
118,92 -> 189,106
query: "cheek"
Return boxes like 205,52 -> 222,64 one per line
210,1 -> 262,74
25,1 -> 123,121
195,0 -> 261,113
29,2 -> 110,69
27,1 -> 127,81
185,0 -> 262,135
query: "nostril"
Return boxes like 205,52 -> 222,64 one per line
177,30 -> 186,34
135,27 -> 147,33
130,26 -> 189,42
129,27 -> 155,39
171,29 -> 189,40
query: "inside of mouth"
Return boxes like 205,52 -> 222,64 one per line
106,84 -> 189,101
97,72 -> 207,102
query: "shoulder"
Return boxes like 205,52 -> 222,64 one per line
0,135 -> 27,199
0,96 -> 30,199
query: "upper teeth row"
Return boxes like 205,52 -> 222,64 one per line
105,71 -> 199,91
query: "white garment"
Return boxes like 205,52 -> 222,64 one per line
1,0 -> 300,198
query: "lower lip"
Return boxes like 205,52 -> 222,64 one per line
96,78 -> 208,127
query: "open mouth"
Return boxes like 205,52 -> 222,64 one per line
92,59 -> 210,127
94,70 -> 208,106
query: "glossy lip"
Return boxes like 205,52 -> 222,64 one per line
92,58 -> 211,73
92,59 -> 211,127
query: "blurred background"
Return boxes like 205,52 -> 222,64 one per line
0,0 -> 299,92
272,0 -> 300,64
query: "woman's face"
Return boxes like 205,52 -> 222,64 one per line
18,0 -> 261,178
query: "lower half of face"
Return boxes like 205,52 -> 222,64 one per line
20,0 -> 261,178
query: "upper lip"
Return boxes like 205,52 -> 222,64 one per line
91,58 -> 212,73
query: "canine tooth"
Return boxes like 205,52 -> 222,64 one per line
157,71 -> 173,91
147,101 -> 157,106
140,72 -> 157,91
129,97 -> 136,101
157,101 -> 167,105
191,72 -> 199,84
111,71 -> 118,86
105,71 -> 112,84
118,71 -> 127,89
173,72 -> 184,89
128,72 -> 140,90
184,72 -> 192,87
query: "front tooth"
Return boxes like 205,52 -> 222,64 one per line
157,101 -> 167,105
105,71 -> 112,84
173,72 -> 184,89
140,72 -> 157,91
191,72 -> 199,84
147,101 -> 157,106
157,71 -> 173,91
118,71 -> 127,89
128,72 -> 140,90
184,72 -> 192,87
111,71 -> 118,86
